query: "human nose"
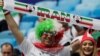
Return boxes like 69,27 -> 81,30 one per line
85,44 -> 90,48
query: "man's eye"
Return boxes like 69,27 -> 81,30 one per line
3,52 -> 10,54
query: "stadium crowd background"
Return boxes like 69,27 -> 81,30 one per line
0,0 -> 100,56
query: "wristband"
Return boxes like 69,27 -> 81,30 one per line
3,10 -> 10,15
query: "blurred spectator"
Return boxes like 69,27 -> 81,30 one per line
0,20 -> 8,32
71,30 -> 98,56
1,42 -> 13,56
13,48 -> 22,56
92,31 -> 100,56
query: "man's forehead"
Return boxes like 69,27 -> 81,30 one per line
2,45 -> 12,49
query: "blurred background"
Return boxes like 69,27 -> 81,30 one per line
0,0 -> 100,55
16,0 -> 100,19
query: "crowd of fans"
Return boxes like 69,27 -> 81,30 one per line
0,0 -> 100,56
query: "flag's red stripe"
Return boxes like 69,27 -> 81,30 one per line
66,19 -> 70,22
79,21 -> 93,26
14,7 -> 29,12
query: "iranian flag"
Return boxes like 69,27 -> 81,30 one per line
14,2 -> 31,12
80,17 -> 93,26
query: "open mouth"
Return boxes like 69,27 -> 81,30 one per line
83,48 -> 92,54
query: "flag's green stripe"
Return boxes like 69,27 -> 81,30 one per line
82,20 -> 92,23
81,17 -> 93,21
15,2 -> 26,7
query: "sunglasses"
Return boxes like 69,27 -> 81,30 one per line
42,31 -> 57,37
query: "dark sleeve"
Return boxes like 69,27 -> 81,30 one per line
71,52 -> 80,56
0,20 -> 8,32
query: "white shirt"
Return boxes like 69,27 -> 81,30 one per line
20,39 -> 72,56
59,26 -> 78,45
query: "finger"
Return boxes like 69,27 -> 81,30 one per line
38,17 -> 46,22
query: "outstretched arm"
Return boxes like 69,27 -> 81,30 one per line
4,10 -> 24,44
0,0 -> 24,44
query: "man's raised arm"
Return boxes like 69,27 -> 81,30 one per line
4,10 -> 24,44
0,0 -> 24,44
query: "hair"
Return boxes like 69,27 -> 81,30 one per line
35,18 -> 62,40
1,42 -> 13,51
35,18 -> 53,40
0,20 -> 8,32
13,48 -> 22,56
79,41 -> 97,56
97,37 -> 100,48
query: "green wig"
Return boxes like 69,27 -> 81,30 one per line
35,18 -> 54,40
